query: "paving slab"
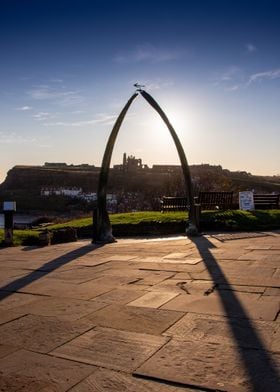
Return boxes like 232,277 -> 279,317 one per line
150,279 -> 218,296
263,287 -> 280,296
0,373 -> 60,392
106,254 -> 139,261
219,258 -> 280,269
128,291 -> 179,308
172,272 -> 202,280
81,274 -> 147,287
90,266 -> 148,279
211,251 -> 245,260
161,292 -> 279,321
94,287 -> 147,305
69,367 -> 199,391
210,232 -> 269,242
51,326 -> 169,372
132,256 -> 169,263
189,270 -> 280,287
135,339 -> 280,392
84,304 -> 184,334
13,296 -> 107,320
130,261 -> 197,273
132,271 -> 176,285
70,255 -> 120,266
148,279 -> 193,294
245,245 -> 272,250
217,283 -> 265,294
163,251 -> 196,259
0,344 -> 19,359
199,264 -> 276,278
238,252 -> 270,261
0,291 -> 43,310
0,349 -> 95,391
0,267 -> 36,280
163,312 -> 280,351
0,308 -> 27,325
44,265 -> 109,283
0,314 -> 93,353
0,258 -> 81,272
15,278 -> 115,300
0,233 -> 279,391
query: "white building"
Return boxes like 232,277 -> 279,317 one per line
41,187 -> 82,197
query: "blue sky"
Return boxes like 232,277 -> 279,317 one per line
0,0 -> 279,182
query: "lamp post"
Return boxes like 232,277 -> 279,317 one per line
3,201 -> 16,246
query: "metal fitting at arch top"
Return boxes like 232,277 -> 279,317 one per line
92,89 -> 198,243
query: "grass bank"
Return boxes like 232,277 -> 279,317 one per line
0,210 -> 279,246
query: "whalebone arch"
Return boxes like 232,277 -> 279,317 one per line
92,89 -> 196,242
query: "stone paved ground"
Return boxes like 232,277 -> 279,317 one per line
0,232 -> 279,391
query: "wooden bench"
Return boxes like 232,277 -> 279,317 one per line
160,191 -> 234,212
195,191 -> 234,210
160,196 -> 188,212
253,194 -> 279,209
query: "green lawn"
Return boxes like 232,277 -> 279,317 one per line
0,209 -> 279,246
0,229 -> 40,247
47,211 -> 188,229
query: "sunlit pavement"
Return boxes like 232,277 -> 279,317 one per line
0,232 -> 279,391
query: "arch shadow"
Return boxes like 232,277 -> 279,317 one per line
0,243 -> 104,301
190,235 -> 280,390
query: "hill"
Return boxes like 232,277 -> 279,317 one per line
0,162 -> 279,212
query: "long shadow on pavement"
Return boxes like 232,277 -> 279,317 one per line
0,243 -> 104,301
190,235 -> 280,391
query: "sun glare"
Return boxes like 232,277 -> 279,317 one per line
144,107 -> 190,148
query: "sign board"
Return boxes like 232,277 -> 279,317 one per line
239,191 -> 255,210
3,201 -> 16,211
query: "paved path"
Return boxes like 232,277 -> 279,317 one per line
0,232 -> 279,391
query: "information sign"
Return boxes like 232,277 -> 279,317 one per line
239,191 -> 255,210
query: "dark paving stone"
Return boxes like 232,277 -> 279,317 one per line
130,261 -> 206,273
84,304 -> 184,334
135,339 -> 280,392
51,326 -> 169,372
263,287 -> 280,296
0,314 -> 92,353
0,349 -> 95,391
0,309 -> 27,325
164,313 -> 280,351
15,296 -> 107,320
0,373 -> 59,392
217,284 -> 265,294
69,367 -> 200,391
132,263 -> 195,274
0,292 -> 43,310
161,293 -> 280,321
210,232 -> 270,242
0,344 -> 19,359
132,271 -> 176,285
16,278 -> 115,300
189,270 -> 280,287
94,288 -> 147,305
149,279 -> 194,294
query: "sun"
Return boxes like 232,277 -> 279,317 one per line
144,106 -> 190,148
